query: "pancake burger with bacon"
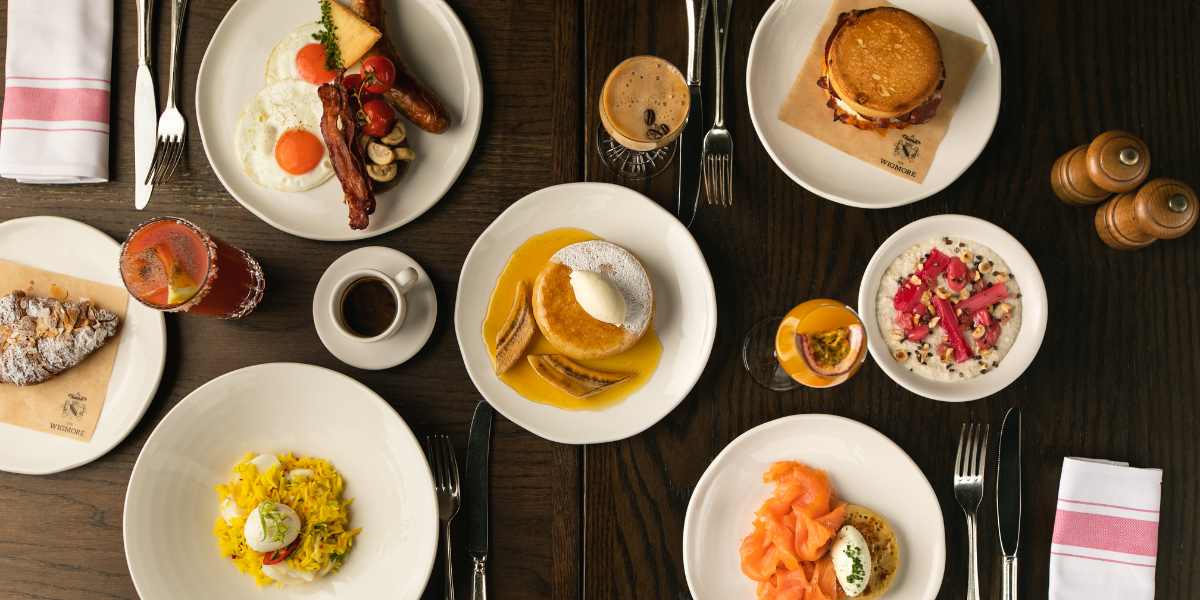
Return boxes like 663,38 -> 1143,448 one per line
816,7 -> 944,134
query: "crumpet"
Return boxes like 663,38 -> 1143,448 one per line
532,240 -> 653,361
843,504 -> 900,600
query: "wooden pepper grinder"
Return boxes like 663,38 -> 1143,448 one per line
1051,131 -> 1151,206
1095,178 -> 1198,250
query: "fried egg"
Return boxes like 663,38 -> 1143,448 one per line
235,79 -> 334,192
265,23 -> 339,87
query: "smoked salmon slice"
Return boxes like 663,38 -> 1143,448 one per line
740,461 -> 848,600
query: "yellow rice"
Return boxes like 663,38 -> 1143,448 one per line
213,452 -> 362,588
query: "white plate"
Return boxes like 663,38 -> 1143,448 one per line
683,414 -> 945,600
454,183 -> 717,444
0,216 -> 166,475
196,0 -> 483,241
746,0 -> 1001,208
313,246 -> 437,370
857,214 -> 1048,401
124,363 -> 438,600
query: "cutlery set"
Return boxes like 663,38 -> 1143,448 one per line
679,0 -> 734,227
955,408 -> 1021,599
428,401 -> 493,599
135,0 -> 191,209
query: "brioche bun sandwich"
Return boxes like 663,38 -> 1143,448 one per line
816,7 -> 945,134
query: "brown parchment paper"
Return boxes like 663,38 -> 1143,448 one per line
0,260 -> 129,442
777,0 -> 986,184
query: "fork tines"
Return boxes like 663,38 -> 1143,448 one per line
426,434 -> 460,496
954,423 -> 990,486
703,154 -> 732,206
144,137 -> 185,185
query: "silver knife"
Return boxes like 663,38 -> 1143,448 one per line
134,0 -> 157,209
996,407 -> 1022,600
677,0 -> 709,228
464,401 -> 493,600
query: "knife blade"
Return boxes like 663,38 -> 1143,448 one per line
465,400 -> 493,599
677,0 -> 709,228
134,0 -> 156,210
996,407 -> 1022,600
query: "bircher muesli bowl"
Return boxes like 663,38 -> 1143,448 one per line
857,215 -> 1047,401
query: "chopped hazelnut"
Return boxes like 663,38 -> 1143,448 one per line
892,350 -> 908,362
979,261 -> 993,274
972,325 -> 986,339
959,250 -> 974,263
995,272 -> 1010,282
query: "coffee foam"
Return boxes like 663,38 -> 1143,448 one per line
601,57 -> 689,142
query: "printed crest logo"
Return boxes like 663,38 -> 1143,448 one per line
893,134 -> 921,163
61,393 -> 87,422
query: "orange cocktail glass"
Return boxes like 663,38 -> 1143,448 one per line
743,299 -> 868,391
119,217 -> 265,319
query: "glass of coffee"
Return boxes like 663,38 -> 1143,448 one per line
597,56 -> 690,179
329,267 -> 418,342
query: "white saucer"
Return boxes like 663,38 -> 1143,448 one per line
313,247 -> 437,370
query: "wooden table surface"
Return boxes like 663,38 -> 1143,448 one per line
1,0 -> 1197,598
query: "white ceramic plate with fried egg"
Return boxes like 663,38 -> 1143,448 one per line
683,414 -> 945,600
454,182 -> 718,444
0,216 -> 166,475
196,0 -> 482,241
746,0 -> 1000,208
124,362 -> 438,600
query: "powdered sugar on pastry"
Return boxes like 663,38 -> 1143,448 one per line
0,291 -> 119,387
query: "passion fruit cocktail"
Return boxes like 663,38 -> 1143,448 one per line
774,300 -> 867,388
119,217 -> 265,319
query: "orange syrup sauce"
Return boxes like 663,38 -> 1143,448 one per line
481,228 -> 663,411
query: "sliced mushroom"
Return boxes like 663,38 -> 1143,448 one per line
357,133 -> 372,149
381,122 -> 407,145
367,141 -> 394,165
394,147 -> 416,162
366,163 -> 397,182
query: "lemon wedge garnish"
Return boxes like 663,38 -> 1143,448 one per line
167,263 -> 200,305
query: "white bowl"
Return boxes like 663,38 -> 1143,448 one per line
746,0 -> 1001,208
123,363 -> 438,600
454,183 -> 717,444
857,215 -> 1048,401
683,414 -> 945,600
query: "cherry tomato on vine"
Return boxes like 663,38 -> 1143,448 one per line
361,56 -> 396,94
360,99 -> 396,137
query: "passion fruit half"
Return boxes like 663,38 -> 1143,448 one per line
798,324 -> 865,377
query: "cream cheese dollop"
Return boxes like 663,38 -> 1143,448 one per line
830,525 -> 872,597
568,269 -> 627,326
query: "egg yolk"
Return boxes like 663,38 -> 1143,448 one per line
296,43 -> 337,85
274,129 -> 324,175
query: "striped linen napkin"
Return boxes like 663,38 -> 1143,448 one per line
1049,457 -> 1162,600
0,0 -> 113,183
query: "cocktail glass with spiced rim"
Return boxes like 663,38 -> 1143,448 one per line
597,55 -> 690,179
742,300 -> 868,391
119,217 -> 265,319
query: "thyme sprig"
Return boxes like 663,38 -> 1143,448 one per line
312,0 -> 343,71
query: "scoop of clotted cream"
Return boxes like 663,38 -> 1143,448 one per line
569,269 -> 627,326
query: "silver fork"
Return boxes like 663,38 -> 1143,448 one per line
428,434 -> 461,600
954,423 -> 989,600
702,0 -> 733,206
145,0 -> 189,185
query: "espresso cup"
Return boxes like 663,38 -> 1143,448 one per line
329,267 -> 419,343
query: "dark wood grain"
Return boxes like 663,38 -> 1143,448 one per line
0,0 -> 580,598
582,0 -> 1200,599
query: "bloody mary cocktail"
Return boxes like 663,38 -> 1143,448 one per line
119,217 -> 264,319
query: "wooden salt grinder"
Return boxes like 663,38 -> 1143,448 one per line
1095,178 -> 1198,250
1051,131 -> 1151,206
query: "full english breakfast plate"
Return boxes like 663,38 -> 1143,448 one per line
196,0 -> 482,241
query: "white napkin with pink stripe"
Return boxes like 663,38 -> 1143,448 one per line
1049,457 -> 1162,600
0,0 -> 113,183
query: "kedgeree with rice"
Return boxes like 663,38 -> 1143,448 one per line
213,452 -> 362,587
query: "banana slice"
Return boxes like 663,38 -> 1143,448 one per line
493,280 -> 536,375
527,354 -> 634,399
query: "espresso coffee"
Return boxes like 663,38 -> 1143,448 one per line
339,277 -> 397,338
600,56 -> 690,151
